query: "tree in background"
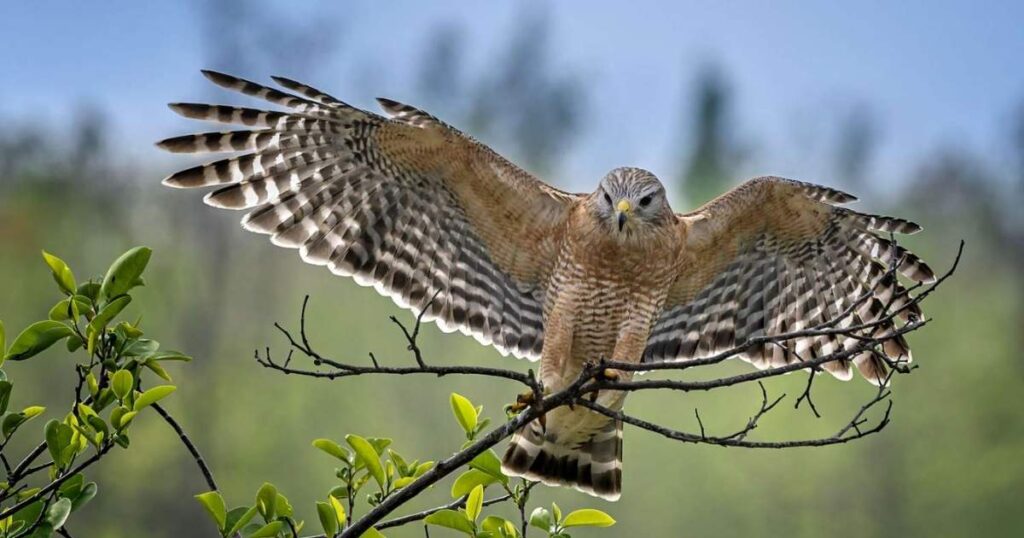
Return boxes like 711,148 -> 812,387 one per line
418,11 -> 586,178
832,103 -> 878,192
676,65 -> 744,207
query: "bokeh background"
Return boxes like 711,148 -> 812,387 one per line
2,1 -> 1022,536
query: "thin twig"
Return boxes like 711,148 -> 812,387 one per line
152,403 -> 218,492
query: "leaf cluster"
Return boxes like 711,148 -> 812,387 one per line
0,248 -> 191,537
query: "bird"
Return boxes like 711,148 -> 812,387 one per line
157,71 -> 934,502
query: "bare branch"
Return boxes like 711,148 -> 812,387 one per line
153,403 -> 218,492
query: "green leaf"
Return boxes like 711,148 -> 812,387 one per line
466,484 -> 484,522
0,380 -> 12,414
109,406 -> 127,431
4,321 -> 73,361
195,491 -> 227,531
562,509 -> 616,528
115,321 -> 144,339
248,520 -> 285,538
256,482 -> 278,521
360,528 -> 386,538
133,385 -> 176,411
388,449 -> 409,474
76,282 -> 100,302
99,246 -> 151,301
44,420 -> 74,467
49,297 -> 92,322
551,503 -> 561,524
312,438 -> 350,461
424,509 -> 475,535
87,295 -> 132,335
116,411 -> 138,429
346,434 -> 385,488
393,476 -> 416,489
480,516 -> 505,533
58,474 -> 84,503
82,418 -> 105,450
450,393 -> 478,435
481,516 -> 517,537
414,461 -> 435,477
469,450 -> 508,484
66,335 -> 84,353
316,502 -> 338,537
45,497 -> 72,529
70,482 -> 97,512
3,407 -> 45,438
274,492 -> 293,519
42,251 -> 76,295
226,505 -> 258,536
143,350 -> 192,362
330,495 -> 346,526
451,469 -> 498,499
110,370 -> 133,400
86,374 -> 99,397
142,359 -> 173,382
529,508 -> 552,532
328,486 -> 348,499
23,405 -> 45,419
123,338 -> 159,357
367,437 -> 392,455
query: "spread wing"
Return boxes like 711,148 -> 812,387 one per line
644,177 -> 934,384
158,71 -> 581,360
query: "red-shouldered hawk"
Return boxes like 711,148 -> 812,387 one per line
158,71 -> 934,501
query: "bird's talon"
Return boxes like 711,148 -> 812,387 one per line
506,390 -> 535,413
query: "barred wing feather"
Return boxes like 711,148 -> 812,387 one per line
645,177 -> 934,384
158,71 -> 580,360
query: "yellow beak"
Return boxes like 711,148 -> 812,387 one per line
616,199 -> 631,231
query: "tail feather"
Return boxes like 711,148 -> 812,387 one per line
502,417 -> 622,501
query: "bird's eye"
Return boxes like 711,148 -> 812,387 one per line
603,192 -> 612,205
639,194 -> 653,207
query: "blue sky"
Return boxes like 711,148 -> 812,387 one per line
2,0 -> 1022,193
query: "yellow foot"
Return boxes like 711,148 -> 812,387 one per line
601,368 -> 621,381
505,390 -> 535,413
587,368 -> 621,402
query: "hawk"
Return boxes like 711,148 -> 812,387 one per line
158,71 -> 934,501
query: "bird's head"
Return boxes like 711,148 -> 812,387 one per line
590,167 -> 673,238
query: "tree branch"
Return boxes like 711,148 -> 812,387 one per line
152,403 -> 218,492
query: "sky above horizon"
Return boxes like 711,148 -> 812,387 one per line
2,0 -> 1022,193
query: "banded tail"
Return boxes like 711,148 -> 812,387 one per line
501,415 -> 623,501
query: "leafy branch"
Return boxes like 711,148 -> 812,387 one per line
0,248 -> 211,537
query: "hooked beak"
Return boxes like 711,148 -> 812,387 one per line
616,199 -> 631,231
